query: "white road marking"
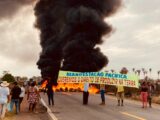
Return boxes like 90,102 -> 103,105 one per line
41,98 -> 58,120
120,112 -> 146,120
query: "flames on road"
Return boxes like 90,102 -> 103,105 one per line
41,81 -> 99,94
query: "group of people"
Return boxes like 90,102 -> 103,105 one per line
99,85 -> 125,106
0,80 -> 42,120
83,81 -> 154,109
108,82 -> 154,108
83,83 -> 124,106
0,79 -> 155,119
43,80 -> 155,109
140,81 -> 154,108
0,81 -> 25,120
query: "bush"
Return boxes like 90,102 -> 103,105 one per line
2,73 -> 15,83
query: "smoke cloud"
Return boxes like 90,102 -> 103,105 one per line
0,0 -> 35,19
34,0 -> 122,85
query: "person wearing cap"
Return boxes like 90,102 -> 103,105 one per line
0,81 -> 10,120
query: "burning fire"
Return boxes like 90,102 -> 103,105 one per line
41,81 -> 99,94
52,83 -> 83,92
88,85 -> 99,94
41,80 -> 48,88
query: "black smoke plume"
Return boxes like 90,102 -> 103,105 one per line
35,0 -> 122,85
35,0 -> 68,85
0,0 -> 35,19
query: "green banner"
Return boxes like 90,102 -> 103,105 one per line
58,71 -> 139,88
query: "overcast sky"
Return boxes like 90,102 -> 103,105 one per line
0,0 -> 160,79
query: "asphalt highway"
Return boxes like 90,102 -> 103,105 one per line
41,92 -> 160,120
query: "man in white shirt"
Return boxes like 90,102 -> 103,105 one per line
19,83 -> 25,112
83,83 -> 89,105
0,81 -> 10,120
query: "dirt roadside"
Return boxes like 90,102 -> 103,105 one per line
4,97 -> 51,120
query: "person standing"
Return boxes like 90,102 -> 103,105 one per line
140,82 -> 148,108
117,85 -> 124,106
117,67 -> 128,106
83,83 -> 89,105
10,82 -> 21,114
46,82 -> 54,106
27,82 -> 40,113
99,84 -> 105,105
147,82 -> 153,108
19,83 -> 25,112
0,81 -> 10,120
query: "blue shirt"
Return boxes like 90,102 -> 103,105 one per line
0,86 -> 9,104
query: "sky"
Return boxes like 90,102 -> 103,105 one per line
0,0 -> 160,79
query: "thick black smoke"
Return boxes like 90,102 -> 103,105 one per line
35,0 -> 69,85
0,0 -> 35,19
35,0 -> 122,85
61,7 -> 111,72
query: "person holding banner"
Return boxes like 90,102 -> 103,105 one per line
117,85 -> 124,106
83,83 -> 89,105
116,67 -> 128,106
99,84 -> 105,105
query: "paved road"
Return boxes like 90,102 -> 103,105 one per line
42,92 -> 160,120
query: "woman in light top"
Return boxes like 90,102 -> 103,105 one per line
19,83 -> 25,112
27,82 -> 40,113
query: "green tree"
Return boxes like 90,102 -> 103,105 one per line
120,67 -> 128,74
132,68 -> 135,73
149,68 -> 152,77
158,71 -> 160,80
111,69 -> 115,73
2,73 -> 15,83
136,70 -> 141,76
